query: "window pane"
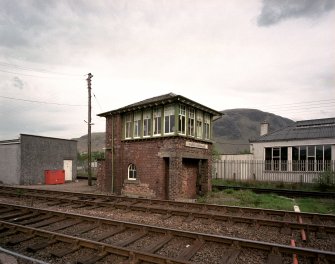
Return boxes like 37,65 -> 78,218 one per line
324,145 -> 331,160
128,164 -> 137,180
281,147 -> 288,160
292,147 -> 299,160
133,112 -> 141,138
153,108 -> 162,135
125,113 -> 132,139
265,148 -> 272,160
170,116 -> 175,133
204,114 -> 210,139
143,110 -> 151,137
316,145 -> 323,161
164,105 -> 175,134
307,145 -> 315,157
196,111 -> 203,138
164,116 -> 169,133
300,147 -> 306,160
273,148 -> 280,157
188,108 -> 195,137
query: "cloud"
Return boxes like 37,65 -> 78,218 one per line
12,77 -> 24,90
257,0 -> 335,26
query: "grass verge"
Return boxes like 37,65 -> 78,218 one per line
198,189 -> 335,214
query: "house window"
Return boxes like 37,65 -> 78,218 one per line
293,145 -> 331,171
125,113 -> 132,139
204,114 -> 210,140
153,108 -> 162,136
188,108 -> 195,137
143,110 -> 151,137
164,105 -> 175,134
265,147 -> 288,171
178,104 -> 186,135
128,164 -> 137,180
133,111 -> 141,138
196,110 -> 203,139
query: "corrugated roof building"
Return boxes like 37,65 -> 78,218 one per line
249,118 -> 335,173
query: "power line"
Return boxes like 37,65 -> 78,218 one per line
93,93 -> 104,112
0,61 -> 82,77
0,68 -> 84,80
0,95 -> 85,107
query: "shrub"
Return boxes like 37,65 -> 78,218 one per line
313,170 -> 335,191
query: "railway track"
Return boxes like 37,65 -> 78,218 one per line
1,203 -> 334,264
0,185 -> 334,226
0,186 -> 334,251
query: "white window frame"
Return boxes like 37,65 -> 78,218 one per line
196,110 -> 203,139
125,113 -> 132,139
133,111 -> 141,138
128,164 -> 137,180
153,107 -> 162,136
204,113 -> 210,139
188,107 -> 195,137
164,104 -> 175,135
143,110 -> 151,137
178,104 -> 186,135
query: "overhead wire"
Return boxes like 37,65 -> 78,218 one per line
0,61 -> 82,77
0,95 -> 86,107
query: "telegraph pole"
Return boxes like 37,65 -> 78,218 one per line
87,73 -> 93,186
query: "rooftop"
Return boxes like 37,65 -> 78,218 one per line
98,93 -> 222,117
250,117 -> 335,142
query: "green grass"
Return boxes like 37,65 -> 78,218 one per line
295,198 -> 335,214
198,189 -> 335,214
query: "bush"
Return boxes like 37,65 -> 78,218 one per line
313,170 -> 335,191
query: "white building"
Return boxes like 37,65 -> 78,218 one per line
215,118 -> 335,183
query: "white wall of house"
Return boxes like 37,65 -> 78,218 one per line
251,138 -> 335,160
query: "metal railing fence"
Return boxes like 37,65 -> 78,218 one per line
213,160 -> 335,184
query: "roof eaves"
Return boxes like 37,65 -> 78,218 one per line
98,93 -> 222,117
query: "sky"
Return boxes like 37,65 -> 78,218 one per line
0,0 -> 334,141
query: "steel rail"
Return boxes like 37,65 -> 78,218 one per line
0,246 -> 49,264
1,203 -> 335,263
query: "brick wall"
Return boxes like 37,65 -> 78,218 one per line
101,114 -> 213,200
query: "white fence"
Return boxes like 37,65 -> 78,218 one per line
213,160 -> 335,184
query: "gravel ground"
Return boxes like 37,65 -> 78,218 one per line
7,180 -> 102,194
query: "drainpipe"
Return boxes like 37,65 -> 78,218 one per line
111,114 -> 114,193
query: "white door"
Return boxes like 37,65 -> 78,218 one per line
63,160 -> 72,181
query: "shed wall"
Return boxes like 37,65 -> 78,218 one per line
0,143 -> 21,184
20,135 -> 77,184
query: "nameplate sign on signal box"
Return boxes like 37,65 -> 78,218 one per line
185,141 -> 208,149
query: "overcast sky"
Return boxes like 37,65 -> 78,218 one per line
0,0 -> 334,141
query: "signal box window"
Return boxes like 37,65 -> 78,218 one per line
128,164 -> 137,180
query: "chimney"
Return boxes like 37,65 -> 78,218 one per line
260,121 -> 269,136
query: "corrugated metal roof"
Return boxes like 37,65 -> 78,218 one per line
0,139 -> 20,145
98,93 -> 222,116
250,118 -> 335,142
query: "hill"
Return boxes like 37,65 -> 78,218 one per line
74,109 -> 294,154
73,132 -> 106,153
213,109 -> 294,154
